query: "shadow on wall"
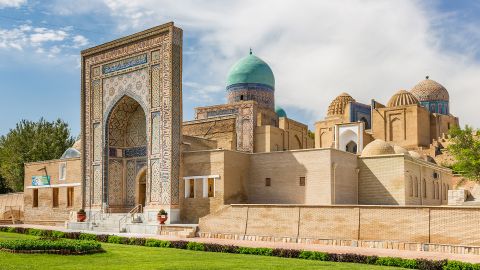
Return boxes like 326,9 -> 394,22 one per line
247,151 -> 308,204
358,158 -> 399,205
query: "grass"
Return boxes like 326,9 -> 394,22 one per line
0,232 -> 405,270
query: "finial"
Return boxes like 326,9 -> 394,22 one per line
426,75 -> 429,80
249,48 -> 252,55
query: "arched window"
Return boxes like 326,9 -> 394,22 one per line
422,179 -> 427,198
409,177 -> 413,197
360,117 -> 370,129
414,176 -> 418,197
345,141 -> 357,154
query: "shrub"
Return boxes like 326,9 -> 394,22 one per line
203,243 -> 238,253
272,248 -> 301,258
107,235 -> 122,244
128,237 -> 146,246
444,260 -> 480,270
14,227 -> 26,234
6,227 -> 16,233
95,234 -> 109,242
78,233 -> 97,241
237,247 -> 273,256
64,232 -> 81,240
186,242 -> 204,251
170,240 -> 188,249
27,228 -> 44,236
299,250 -> 329,261
416,259 -> 447,270
145,239 -> 171,248
376,257 -> 417,269
0,239 -> 102,254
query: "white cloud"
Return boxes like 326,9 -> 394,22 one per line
30,28 -> 68,44
72,35 -> 89,47
0,0 -> 26,8
52,0 -> 480,127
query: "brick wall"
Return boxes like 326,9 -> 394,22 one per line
199,204 -> 480,247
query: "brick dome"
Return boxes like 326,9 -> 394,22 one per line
411,78 -> 449,102
392,144 -> 409,154
361,139 -> 395,157
387,90 -> 419,107
327,92 -> 355,116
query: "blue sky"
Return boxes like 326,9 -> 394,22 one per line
1,0 -> 480,137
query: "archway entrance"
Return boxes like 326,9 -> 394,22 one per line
136,168 -> 147,207
345,141 -> 357,154
106,95 -> 147,211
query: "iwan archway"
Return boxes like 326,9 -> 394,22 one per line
105,95 -> 147,212
81,23 -> 183,223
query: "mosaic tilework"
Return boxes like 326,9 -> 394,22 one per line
103,68 -> 149,115
93,165 -> 102,205
227,87 -> 274,110
92,80 -> 102,120
150,159 -> 161,202
151,64 -> 161,108
124,146 -> 147,158
102,53 -> 147,74
126,160 -> 136,206
151,112 -> 161,154
108,96 -> 146,147
152,50 -> 161,62
108,159 -> 123,206
170,39 -> 182,205
93,123 -> 102,162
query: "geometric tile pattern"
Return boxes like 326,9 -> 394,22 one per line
93,123 -> 102,162
150,159 -> 161,202
151,112 -> 161,154
93,165 -> 102,205
108,159 -> 123,206
126,160 -> 136,206
102,53 -> 147,74
151,64 -> 161,108
92,80 -> 102,120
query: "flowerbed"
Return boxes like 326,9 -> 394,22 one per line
1,226 -> 480,269
0,238 -> 103,255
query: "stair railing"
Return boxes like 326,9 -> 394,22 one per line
118,204 -> 143,232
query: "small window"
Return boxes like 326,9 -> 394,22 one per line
59,162 -> 67,181
299,177 -> 305,186
240,95 -> 244,101
189,179 -> 195,198
67,187 -> 74,208
33,189 -> 38,208
447,123 -> 451,130
265,178 -> 271,187
208,178 -> 214,197
52,188 -> 59,208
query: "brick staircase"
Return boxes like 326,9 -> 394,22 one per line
90,213 -> 135,233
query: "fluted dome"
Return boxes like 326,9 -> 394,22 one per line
387,90 -> 419,107
361,139 -> 395,157
408,151 -> 422,159
327,92 -> 355,116
226,53 -> 275,89
411,78 -> 449,102
392,144 -> 409,154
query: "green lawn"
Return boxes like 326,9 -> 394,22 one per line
0,232 -> 404,270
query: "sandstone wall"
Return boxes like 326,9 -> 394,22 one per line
199,204 -> 480,247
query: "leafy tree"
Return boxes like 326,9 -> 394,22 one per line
448,125 -> 480,182
0,174 -> 12,194
0,118 -> 75,191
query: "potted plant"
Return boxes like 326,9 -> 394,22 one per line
77,209 -> 87,222
157,209 -> 168,224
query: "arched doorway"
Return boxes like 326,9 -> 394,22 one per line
106,95 -> 147,211
136,167 -> 147,207
345,141 -> 357,153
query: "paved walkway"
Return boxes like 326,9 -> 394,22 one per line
4,224 -> 480,264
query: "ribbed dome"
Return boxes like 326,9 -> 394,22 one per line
411,78 -> 449,102
361,139 -> 395,157
392,144 -> 409,154
408,151 -> 422,159
327,92 -> 355,116
275,106 -> 287,118
72,139 -> 81,152
226,53 -> 275,89
387,90 -> 419,107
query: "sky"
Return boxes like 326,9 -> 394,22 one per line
1,0 -> 480,137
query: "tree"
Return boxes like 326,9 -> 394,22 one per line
448,125 -> 480,182
0,118 -> 75,191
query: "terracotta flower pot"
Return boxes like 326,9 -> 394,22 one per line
77,213 -> 86,222
157,214 -> 168,224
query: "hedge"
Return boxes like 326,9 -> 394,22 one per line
1,226 -> 480,269
0,238 -> 103,255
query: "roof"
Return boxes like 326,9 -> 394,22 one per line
226,52 -> 275,89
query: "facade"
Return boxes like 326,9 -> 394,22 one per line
23,23 -> 457,227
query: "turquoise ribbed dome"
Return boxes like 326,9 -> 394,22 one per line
275,106 -> 287,118
226,53 -> 275,89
